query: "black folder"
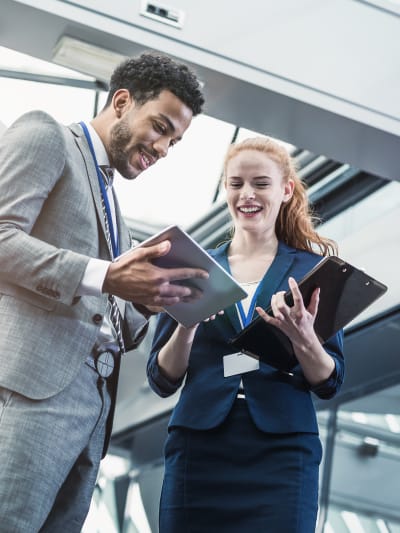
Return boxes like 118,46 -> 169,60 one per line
230,256 -> 388,372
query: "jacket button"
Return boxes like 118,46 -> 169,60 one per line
92,314 -> 103,324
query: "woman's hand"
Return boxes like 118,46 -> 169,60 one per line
255,276 -> 334,385
181,309 -> 225,331
203,310 -> 225,322
256,276 -> 320,351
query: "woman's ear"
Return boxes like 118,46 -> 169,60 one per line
283,178 -> 295,203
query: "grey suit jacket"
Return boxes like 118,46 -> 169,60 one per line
0,110 -> 147,399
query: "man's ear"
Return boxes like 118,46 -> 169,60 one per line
113,89 -> 133,118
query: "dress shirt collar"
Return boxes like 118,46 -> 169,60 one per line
85,122 -> 114,187
86,122 -> 110,168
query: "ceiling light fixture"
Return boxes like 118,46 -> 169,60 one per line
52,36 -> 127,83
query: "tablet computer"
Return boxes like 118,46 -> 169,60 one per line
125,225 -> 247,328
230,256 -> 388,371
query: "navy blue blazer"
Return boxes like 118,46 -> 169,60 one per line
147,241 -> 344,435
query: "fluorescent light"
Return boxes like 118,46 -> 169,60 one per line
341,511 -> 366,533
351,412 -> 368,424
52,36 -> 127,83
385,414 -> 400,433
376,519 -> 390,533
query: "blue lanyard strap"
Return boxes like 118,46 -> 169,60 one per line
79,121 -> 119,258
237,283 -> 263,327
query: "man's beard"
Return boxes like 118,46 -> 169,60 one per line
108,119 -> 137,180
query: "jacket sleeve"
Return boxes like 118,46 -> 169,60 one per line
307,329 -> 345,400
146,312 -> 184,397
0,111 -> 89,305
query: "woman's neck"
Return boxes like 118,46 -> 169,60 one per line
227,230 -> 279,282
229,229 -> 279,259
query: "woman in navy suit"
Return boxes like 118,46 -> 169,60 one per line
147,137 -> 344,532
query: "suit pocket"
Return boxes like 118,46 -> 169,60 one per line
0,286 -> 56,311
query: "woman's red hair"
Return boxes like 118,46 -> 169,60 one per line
223,137 -> 337,256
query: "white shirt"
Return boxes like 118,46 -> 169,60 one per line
77,123 -> 117,299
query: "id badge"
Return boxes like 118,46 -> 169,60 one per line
223,352 -> 260,377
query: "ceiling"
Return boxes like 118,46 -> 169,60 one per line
1,0 -> 400,182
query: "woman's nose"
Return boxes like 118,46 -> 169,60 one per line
240,188 -> 255,200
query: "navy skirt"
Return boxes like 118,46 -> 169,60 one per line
160,399 -> 322,533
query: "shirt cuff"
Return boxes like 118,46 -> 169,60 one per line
77,258 -> 110,296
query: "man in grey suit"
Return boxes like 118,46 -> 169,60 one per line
0,53 -> 206,531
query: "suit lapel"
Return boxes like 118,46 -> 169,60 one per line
209,241 -> 297,333
251,242 -> 296,320
70,122 -> 112,259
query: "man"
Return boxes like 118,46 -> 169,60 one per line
0,53 -> 206,531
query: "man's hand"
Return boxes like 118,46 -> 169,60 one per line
103,240 -> 209,307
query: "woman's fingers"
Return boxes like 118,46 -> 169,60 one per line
270,292 -> 287,320
307,287 -> 320,318
203,310 -> 224,322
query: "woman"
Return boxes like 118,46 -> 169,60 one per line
147,137 -> 344,532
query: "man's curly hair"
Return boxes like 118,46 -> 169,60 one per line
104,53 -> 204,115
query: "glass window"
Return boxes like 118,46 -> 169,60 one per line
322,385 -> 400,532
0,77 -> 96,126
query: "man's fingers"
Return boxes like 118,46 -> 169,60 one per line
118,240 -> 171,264
157,281 -> 203,302
165,267 -> 209,282
125,241 -> 209,282
153,295 -> 181,306
105,241 -> 209,305
143,240 -> 171,258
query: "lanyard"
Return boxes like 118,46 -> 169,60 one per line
236,283 -> 263,327
79,121 -> 119,258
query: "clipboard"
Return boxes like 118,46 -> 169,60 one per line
230,256 -> 388,372
123,225 -> 247,328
